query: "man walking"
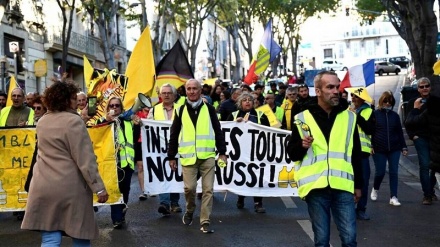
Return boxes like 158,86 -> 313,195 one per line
287,71 -> 362,246
168,79 -> 227,234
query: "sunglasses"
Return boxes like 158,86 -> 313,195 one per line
419,84 -> 430,89
33,106 -> 42,110
108,104 -> 121,108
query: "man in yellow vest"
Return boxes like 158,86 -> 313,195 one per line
147,83 -> 182,216
168,79 -> 227,234
287,71 -> 363,246
281,87 -> 298,130
346,87 -> 375,220
264,93 -> 284,125
0,88 -> 34,127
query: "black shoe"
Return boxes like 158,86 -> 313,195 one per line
93,206 -> 99,213
182,212 -> 193,225
200,223 -> 214,233
254,203 -> 266,213
139,194 -> 148,201
171,204 -> 182,213
356,210 -> 371,220
158,205 -> 171,216
197,193 -> 203,200
16,211 -> 24,220
113,221 -> 124,229
423,196 -> 433,205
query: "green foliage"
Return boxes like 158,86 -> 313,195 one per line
355,0 -> 386,23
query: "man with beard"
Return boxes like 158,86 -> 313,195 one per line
290,84 -> 312,121
287,71 -> 362,246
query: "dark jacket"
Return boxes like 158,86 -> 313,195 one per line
404,97 -> 430,140
168,101 -> 226,160
405,95 -> 440,172
226,108 -> 270,127
218,98 -> 237,121
286,97 -> 363,190
372,108 -> 407,153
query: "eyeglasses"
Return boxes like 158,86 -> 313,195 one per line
33,106 -> 42,110
419,84 -> 431,89
161,92 -> 173,95
108,104 -> 121,108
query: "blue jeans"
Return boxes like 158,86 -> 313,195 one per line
159,193 -> 180,207
373,151 -> 400,198
356,157 -> 370,212
414,137 -> 436,197
111,166 -> 133,223
305,188 -> 357,247
41,231 -> 90,247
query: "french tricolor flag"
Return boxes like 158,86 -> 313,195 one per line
340,60 -> 375,92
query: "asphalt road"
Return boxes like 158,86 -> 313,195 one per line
1,72 -> 440,247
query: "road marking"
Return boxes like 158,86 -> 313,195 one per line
298,220 -> 333,247
404,182 -> 421,188
281,196 -> 297,208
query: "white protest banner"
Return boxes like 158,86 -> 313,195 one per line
141,119 -> 298,197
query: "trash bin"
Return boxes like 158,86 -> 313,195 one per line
400,85 -> 419,121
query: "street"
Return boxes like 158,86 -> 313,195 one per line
1,72 -> 440,247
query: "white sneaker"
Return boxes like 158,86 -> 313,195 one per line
389,196 -> 401,206
370,189 -> 378,201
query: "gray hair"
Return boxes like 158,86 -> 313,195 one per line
160,83 -> 177,96
185,78 -> 202,89
235,92 -> 254,110
417,77 -> 430,87
77,91 -> 86,97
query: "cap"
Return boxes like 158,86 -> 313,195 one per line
345,87 -> 373,103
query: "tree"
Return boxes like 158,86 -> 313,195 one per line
82,0 -> 122,68
55,0 -> 75,74
355,0 -> 438,86
171,0 -> 219,72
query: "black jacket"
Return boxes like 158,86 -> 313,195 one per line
286,97 -> 363,190
218,99 -> 237,121
168,101 -> 226,160
404,97 -> 430,140
405,95 -> 440,172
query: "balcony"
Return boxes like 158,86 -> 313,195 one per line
44,27 -> 100,59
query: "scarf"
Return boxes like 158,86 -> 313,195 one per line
187,97 -> 203,109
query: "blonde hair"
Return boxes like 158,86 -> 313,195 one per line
106,96 -> 124,112
377,90 -> 395,108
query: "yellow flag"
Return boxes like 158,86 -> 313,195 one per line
83,55 -> 94,91
256,104 -> 281,128
433,60 -> 440,75
123,26 -> 155,110
6,76 -> 18,107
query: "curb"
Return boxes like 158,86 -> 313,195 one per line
399,155 -> 419,179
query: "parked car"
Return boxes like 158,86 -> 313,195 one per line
374,61 -> 401,76
321,59 -> 348,71
389,56 -> 410,68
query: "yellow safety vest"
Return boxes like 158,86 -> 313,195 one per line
176,96 -> 186,106
281,100 -> 294,130
153,103 -> 175,120
232,110 -> 264,124
274,106 -> 284,123
358,108 -> 372,153
177,104 -> 216,166
294,110 -> 356,198
0,106 -> 34,126
118,120 -> 135,170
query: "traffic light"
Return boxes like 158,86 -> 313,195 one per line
345,7 -> 350,16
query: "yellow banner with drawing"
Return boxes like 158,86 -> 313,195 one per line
0,124 -> 121,212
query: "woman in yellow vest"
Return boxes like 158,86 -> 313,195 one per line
98,96 -> 135,229
346,87 -> 375,220
226,92 -> 270,213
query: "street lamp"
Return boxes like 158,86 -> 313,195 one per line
0,56 -> 7,92
129,0 -> 147,30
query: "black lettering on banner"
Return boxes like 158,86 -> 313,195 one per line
228,127 -> 242,161
144,125 -> 151,152
162,157 -> 183,182
258,163 -> 265,187
146,156 -> 164,182
248,129 -> 259,161
149,126 -> 161,153
215,160 -> 234,185
255,131 -> 267,161
0,135 -> 5,147
284,135 -> 292,163
23,134 -> 30,146
222,128 -> 231,147
11,135 -> 20,147
275,133 -> 287,163
266,132 -> 276,162
268,165 -> 276,188
161,126 -> 170,153
245,163 -> 258,187
11,156 -> 29,168
234,162 -> 246,186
